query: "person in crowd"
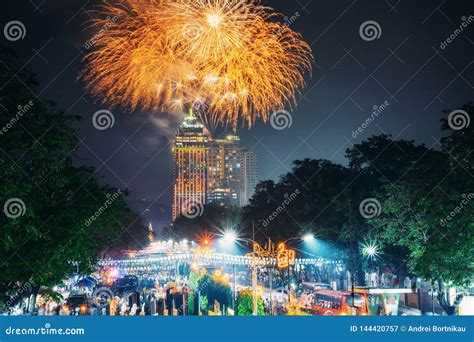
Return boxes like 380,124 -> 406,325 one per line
174,291 -> 183,315
38,304 -> 45,316
157,297 -> 164,315
165,288 -> 173,315
89,304 -> 97,316
130,303 -> 138,315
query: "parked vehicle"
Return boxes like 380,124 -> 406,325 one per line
111,275 -> 139,295
64,293 -> 93,315
311,290 -> 369,316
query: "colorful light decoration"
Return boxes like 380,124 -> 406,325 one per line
277,243 -> 296,269
192,245 -> 213,259
212,269 -> 229,284
197,231 -> 214,247
245,241 -> 277,267
98,251 -> 343,270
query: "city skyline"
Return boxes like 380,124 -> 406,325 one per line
1,0 -> 472,228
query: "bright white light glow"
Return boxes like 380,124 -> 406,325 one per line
366,246 -> 376,256
207,12 -> 222,27
223,231 -> 237,243
361,241 -> 380,259
303,234 -> 315,242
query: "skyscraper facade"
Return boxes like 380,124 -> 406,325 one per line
172,114 -> 258,221
172,113 -> 209,221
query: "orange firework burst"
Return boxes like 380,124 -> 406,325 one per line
81,0 -> 313,128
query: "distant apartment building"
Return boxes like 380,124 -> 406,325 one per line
207,135 -> 242,207
240,149 -> 258,206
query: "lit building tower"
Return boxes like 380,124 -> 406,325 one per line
148,222 -> 155,242
207,135 -> 242,207
240,149 -> 259,206
172,111 -> 209,221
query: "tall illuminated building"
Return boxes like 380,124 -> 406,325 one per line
172,111 -> 209,221
172,114 -> 258,221
148,222 -> 155,242
207,135 -> 242,207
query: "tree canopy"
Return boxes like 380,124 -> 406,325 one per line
241,103 -> 473,290
0,48 -> 147,308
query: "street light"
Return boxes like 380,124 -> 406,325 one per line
365,246 -> 376,256
302,234 -> 315,243
222,231 -> 238,244
216,228 -> 242,313
361,241 -> 380,260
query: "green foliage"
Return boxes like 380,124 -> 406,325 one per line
187,293 -> 195,315
199,295 -> 208,313
105,212 -> 149,252
188,271 -> 199,291
243,160 -> 354,244
197,273 -> 232,310
0,48 -> 145,306
440,102 -> 474,170
369,183 -> 473,315
236,289 -> 264,316
242,103 -> 474,289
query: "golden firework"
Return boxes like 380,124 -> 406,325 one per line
81,0 -> 313,128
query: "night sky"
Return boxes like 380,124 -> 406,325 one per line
1,0 -> 473,226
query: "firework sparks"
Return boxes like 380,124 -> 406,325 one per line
81,0 -> 313,128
